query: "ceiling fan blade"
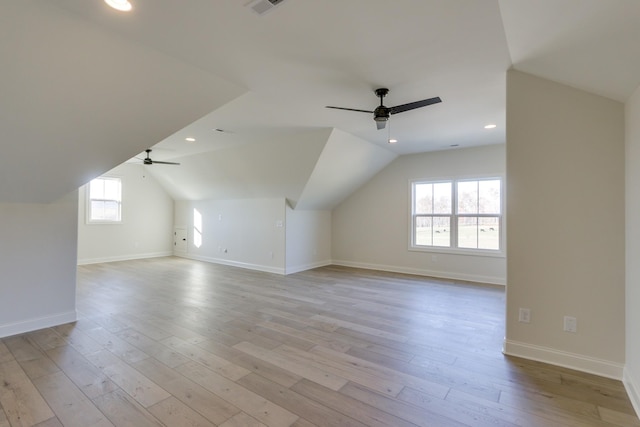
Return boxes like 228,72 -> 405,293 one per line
149,160 -> 181,165
376,120 -> 386,130
389,96 -> 442,115
325,106 -> 375,114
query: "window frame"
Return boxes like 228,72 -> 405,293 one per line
409,176 -> 505,257
86,176 -> 123,225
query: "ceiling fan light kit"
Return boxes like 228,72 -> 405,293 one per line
326,88 -> 441,130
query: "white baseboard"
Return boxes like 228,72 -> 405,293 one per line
177,253 -> 286,275
0,310 -> 77,339
77,251 -> 173,265
285,259 -> 332,275
331,259 -> 506,286
624,367 -> 640,418
503,339 -> 624,380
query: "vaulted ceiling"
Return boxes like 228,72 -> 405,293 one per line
2,1 -> 640,205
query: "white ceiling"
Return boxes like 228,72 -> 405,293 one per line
46,0 -> 515,158
3,0 -> 640,203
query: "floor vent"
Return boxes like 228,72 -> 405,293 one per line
247,0 -> 286,16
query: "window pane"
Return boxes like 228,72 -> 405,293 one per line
432,216 -> 450,247
458,217 -> 500,250
91,200 -> 120,221
91,200 -> 106,220
102,201 -> 120,221
457,181 -> 478,214
479,180 -> 501,214
415,216 -> 432,246
433,182 -> 452,214
415,216 -> 451,247
414,183 -> 433,214
458,217 -> 478,249
478,217 -> 500,250
89,179 -> 104,199
104,179 -> 121,201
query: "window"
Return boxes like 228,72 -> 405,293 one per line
87,177 -> 122,223
411,178 -> 502,252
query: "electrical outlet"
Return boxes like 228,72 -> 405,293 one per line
564,316 -> 577,333
518,308 -> 531,323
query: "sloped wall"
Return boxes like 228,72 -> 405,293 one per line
0,1 -> 245,204
295,129 -> 397,210
150,130 -> 330,202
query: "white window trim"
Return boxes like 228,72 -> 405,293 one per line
408,175 -> 505,258
86,175 -> 123,225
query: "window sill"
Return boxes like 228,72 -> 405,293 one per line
408,246 -> 506,258
86,221 -> 123,225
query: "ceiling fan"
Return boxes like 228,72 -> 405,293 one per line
141,149 -> 180,166
326,88 -> 442,130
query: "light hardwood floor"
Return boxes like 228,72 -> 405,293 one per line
0,257 -> 638,427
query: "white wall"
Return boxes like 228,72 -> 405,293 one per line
77,163 -> 174,264
285,208 -> 332,274
505,70 -> 625,378
0,192 -> 78,338
625,85 -> 640,412
175,198 -> 287,274
332,144 -> 506,285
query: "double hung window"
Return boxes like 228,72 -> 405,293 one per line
87,177 -> 122,223
411,178 -> 502,252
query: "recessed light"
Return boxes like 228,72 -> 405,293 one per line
484,124 -> 497,129
185,137 -> 196,142
388,139 -> 398,144
105,0 -> 132,11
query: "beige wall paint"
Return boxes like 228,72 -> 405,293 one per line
77,163 -> 174,264
0,192 -> 78,338
505,70 -> 625,374
625,85 -> 640,408
332,144 -> 506,285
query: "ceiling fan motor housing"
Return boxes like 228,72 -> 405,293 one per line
374,106 -> 390,121
374,88 -> 390,121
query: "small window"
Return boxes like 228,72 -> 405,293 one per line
411,178 -> 502,252
87,177 -> 122,223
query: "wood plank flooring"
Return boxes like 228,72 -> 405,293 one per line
1,257 -> 638,426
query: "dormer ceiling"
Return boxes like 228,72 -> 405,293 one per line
2,1 -> 640,203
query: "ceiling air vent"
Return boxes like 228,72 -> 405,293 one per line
247,0 -> 286,16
